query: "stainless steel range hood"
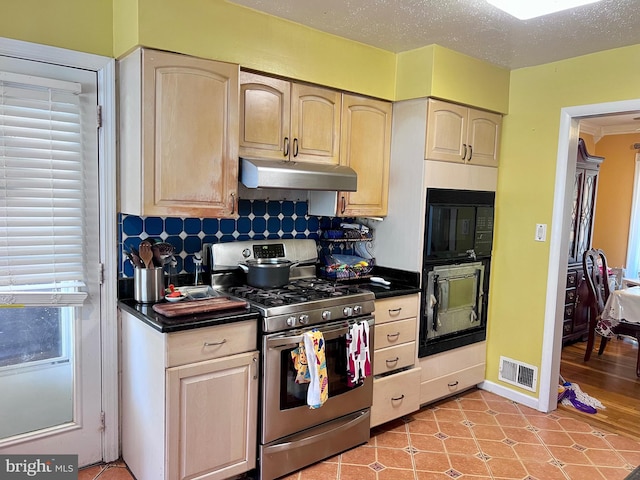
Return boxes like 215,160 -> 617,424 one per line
240,158 -> 357,192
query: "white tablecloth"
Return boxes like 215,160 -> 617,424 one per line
599,286 -> 640,337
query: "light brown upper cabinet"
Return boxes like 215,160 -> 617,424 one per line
119,48 -> 239,218
425,98 -> 501,167
338,94 -> 392,217
240,71 -> 341,164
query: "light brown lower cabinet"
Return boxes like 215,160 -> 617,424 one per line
371,368 -> 421,427
418,341 -> 486,406
370,294 -> 421,428
121,311 -> 258,480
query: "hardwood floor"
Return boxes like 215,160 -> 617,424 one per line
559,336 -> 640,441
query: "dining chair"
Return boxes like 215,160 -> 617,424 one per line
582,248 -> 610,362
582,248 -> 640,376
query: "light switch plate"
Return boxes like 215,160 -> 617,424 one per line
535,223 -> 547,242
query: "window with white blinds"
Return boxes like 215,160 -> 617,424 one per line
0,71 -> 88,306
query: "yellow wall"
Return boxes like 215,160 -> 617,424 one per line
591,134 -> 640,268
486,44 -> 640,396
0,0 -> 113,56
125,0 -> 397,100
395,45 -> 510,113
0,0 -> 509,107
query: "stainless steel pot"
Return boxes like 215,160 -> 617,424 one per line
238,259 -> 298,288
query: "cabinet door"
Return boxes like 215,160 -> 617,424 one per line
141,49 -> 239,217
575,169 -> 599,263
466,108 -> 501,167
568,169 -> 584,263
338,95 -> 392,216
425,99 -> 467,163
239,72 -> 291,160
291,83 -> 341,164
166,351 -> 258,480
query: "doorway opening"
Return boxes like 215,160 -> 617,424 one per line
541,98 -> 640,414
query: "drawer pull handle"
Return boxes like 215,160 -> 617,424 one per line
387,332 -> 400,340
386,357 -> 399,365
391,394 -> 405,401
204,339 -> 226,347
448,381 -> 459,387
388,307 -> 402,314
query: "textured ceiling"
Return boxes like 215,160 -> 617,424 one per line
228,0 -> 640,70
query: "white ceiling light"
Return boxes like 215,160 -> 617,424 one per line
486,0 -> 603,20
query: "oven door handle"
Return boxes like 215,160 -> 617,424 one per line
264,410 -> 370,454
267,318 -> 373,349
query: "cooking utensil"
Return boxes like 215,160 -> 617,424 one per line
126,246 -> 144,268
152,242 -> 176,266
139,240 -> 154,269
238,259 -> 300,288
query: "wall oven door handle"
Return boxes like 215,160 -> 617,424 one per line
264,409 -> 370,454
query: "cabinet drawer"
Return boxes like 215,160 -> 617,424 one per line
563,320 -> 573,336
420,363 -> 485,406
373,342 -> 415,375
564,304 -> 575,320
564,288 -> 576,305
375,318 -> 417,350
419,341 -> 486,382
371,368 -> 421,427
566,270 -> 578,288
375,295 -> 419,324
166,320 -> 257,367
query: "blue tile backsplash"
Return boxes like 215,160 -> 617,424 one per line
118,199 -> 340,277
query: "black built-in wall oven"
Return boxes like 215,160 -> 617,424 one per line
419,188 -> 495,357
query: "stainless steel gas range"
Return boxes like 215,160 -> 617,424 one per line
207,239 -> 375,480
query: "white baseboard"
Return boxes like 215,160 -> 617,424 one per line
478,380 -> 542,411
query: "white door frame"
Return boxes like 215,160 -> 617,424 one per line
0,36 -> 118,462
540,98 -> 640,413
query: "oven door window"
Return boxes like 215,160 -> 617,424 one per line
280,335 -> 357,410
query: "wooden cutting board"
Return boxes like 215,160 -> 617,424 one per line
152,297 -> 248,318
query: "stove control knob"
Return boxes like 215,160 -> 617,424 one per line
343,306 -> 353,317
322,310 -> 331,321
353,305 -> 363,315
286,316 -> 297,326
299,314 -> 310,325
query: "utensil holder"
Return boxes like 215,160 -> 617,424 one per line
134,267 -> 165,303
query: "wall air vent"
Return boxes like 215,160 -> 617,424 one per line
498,356 -> 538,392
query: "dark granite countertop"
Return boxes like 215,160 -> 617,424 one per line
351,266 -> 421,299
119,298 -> 260,333
117,266 -> 419,332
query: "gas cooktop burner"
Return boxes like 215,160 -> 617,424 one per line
226,278 -> 375,333
227,279 -> 366,307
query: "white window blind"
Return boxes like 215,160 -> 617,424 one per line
0,71 -> 88,306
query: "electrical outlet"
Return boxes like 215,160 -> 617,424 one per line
535,223 -> 547,242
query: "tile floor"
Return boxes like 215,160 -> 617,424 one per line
80,388 -> 640,480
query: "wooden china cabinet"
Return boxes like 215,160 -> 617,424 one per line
562,138 -> 604,344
